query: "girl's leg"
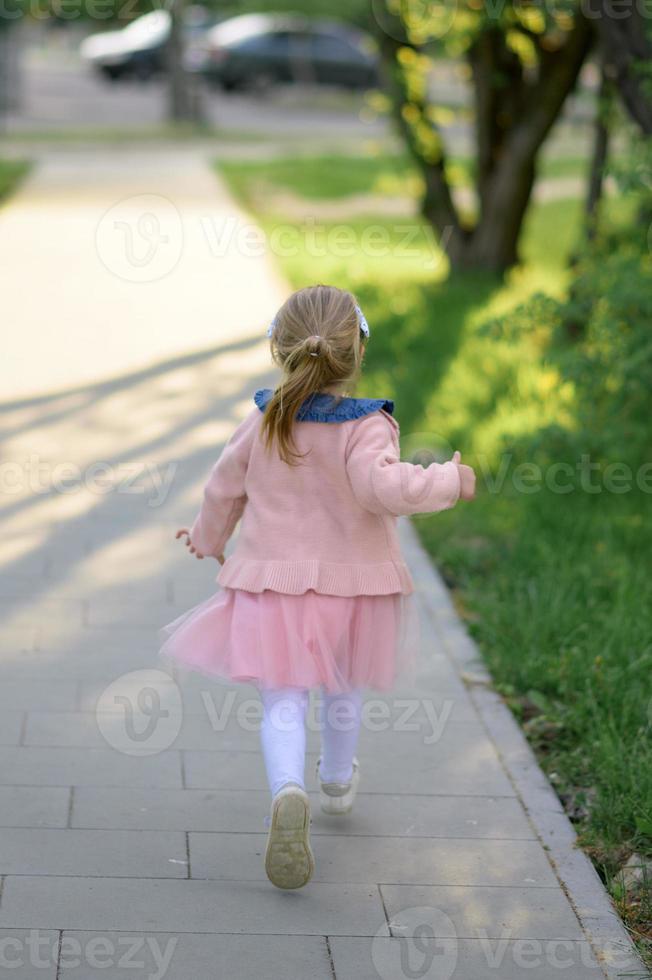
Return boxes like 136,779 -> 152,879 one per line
317,687 -> 363,783
259,686 -> 309,797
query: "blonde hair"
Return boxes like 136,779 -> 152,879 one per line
262,284 -> 365,465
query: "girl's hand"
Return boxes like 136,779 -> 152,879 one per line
217,553 -> 226,566
175,528 -> 205,559
452,451 -> 476,501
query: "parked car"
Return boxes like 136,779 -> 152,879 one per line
196,14 -> 380,92
80,8 -> 216,82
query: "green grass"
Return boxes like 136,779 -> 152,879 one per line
2,125 -> 274,144
220,150 -> 618,204
0,160 -> 31,205
218,151 -> 652,966
221,152 -> 416,201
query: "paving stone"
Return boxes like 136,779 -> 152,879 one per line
379,883 -> 585,938
0,786 -> 70,828
24,710 -> 261,753
57,932 -> 334,980
1,579 -> 168,602
184,726 -> 515,797
0,712 -> 23,745
354,701 -> 483,748
20,701 -> 475,754
71,786 -> 535,838
169,577 -> 230,605
0,828 -> 187,878
0,598 -> 84,628
0,876 -> 388,936
0,626 -> 38,654
0,929 -> 59,979
354,727 -> 515,796
0,573 -> 56,598
78,675 -> 187,714
0,747 -> 182,788
0,549 -> 48,577
189,833 -> 557,887
86,599 -> 185,629
0,679 -> 78,712
329,936 -> 604,980
24,712 -> 138,750
4,649 -> 159,681
183,750 -> 269,791
37,625 -> 159,653
37,542 -> 92,567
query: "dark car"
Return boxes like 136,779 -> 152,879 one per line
80,9 -> 217,82
198,14 -> 380,92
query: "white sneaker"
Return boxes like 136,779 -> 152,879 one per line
264,783 -> 314,890
316,757 -> 360,815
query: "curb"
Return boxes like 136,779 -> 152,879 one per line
399,517 -> 649,980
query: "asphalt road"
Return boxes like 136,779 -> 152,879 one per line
3,46 -> 392,140
3,38 -> 594,159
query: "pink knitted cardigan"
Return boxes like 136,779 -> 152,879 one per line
189,399 -> 461,596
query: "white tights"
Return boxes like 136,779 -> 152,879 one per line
259,686 -> 363,798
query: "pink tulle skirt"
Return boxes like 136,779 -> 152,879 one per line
159,586 -> 420,694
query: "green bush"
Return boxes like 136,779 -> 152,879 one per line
430,143 -> 652,868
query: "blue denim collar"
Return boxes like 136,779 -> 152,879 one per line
254,388 -> 394,423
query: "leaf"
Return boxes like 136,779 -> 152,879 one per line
634,817 -> 652,837
526,689 -> 553,714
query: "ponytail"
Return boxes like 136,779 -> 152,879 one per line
261,335 -> 339,465
261,286 -> 364,466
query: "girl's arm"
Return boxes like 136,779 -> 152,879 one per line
345,412 -> 473,517
184,411 -> 257,559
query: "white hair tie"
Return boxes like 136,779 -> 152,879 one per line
266,305 -> 371,339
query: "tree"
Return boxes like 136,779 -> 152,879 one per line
372,1 -> 594,273
590,0 -> 652,135
167,0 -> 202,123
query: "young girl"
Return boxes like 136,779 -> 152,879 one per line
160,284 -> 475,891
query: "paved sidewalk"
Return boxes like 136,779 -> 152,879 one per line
0,149 -> 645,980
0,146 -> 286,400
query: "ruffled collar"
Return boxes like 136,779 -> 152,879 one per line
254,388 -> 394,423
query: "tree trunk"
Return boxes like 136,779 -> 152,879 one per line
464,158 -> 537,272
376,32 -> 468,262
591,0 -> 652,135
469,26 -> 525,215
475,11 -> 593,267
167,0 -> 197,123
0,22 -> 22,129
585,62 -> 611,241
375,6 -> 594,275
